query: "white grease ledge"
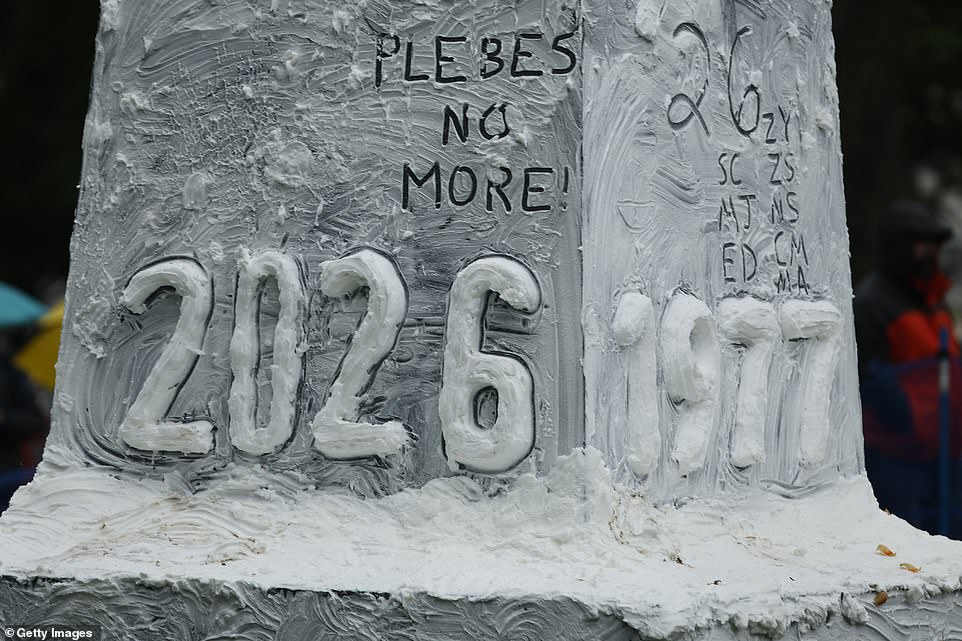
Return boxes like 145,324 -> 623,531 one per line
1,447 -> 960,639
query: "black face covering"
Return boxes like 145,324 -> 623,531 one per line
877,203 -> 952,286
910,251 -> 939,281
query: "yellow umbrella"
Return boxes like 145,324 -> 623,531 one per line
14,301 -> 64,391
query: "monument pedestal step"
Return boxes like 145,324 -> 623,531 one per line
2,450 -> 960,640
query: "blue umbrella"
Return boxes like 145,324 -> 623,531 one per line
0,283 -> 45,328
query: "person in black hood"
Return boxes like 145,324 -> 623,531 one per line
854,202 -> 962,537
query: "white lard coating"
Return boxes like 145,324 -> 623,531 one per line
779,300 -> 843,465
440,256 -> 541,473
717,297 -> 780,467
118,258 -> 214,454
660,293 -> 719,474
612,292 -> 660,476
49,0 -> 858,498
52,0 -> 583,487
3,449 -> 962,640
6,0 -> 960,637
580,0 -> 862,493
228,250 -> 305,455
311,249 -> 410,459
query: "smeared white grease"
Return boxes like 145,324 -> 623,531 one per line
311,249 -> 410,459
440,256 -> 541,473
118,258 -> 213,454
716,297 -> 780,468
660,293 -> 719,474
611,292 -> 659,476
779,300 -> 842,466
228,250 -> 305,455
633,0 -> 663,41
4,449 -> 962,641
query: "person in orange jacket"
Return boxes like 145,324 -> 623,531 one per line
855,202 -> 962,537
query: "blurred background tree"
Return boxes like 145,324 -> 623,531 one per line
0,1 -> 960,303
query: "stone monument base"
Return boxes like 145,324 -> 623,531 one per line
2,449 -> 960,640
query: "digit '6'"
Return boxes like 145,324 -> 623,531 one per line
439,256 -> 542,474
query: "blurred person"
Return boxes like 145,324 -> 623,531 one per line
0,328 -> 48,512
855,202 -> 962,537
